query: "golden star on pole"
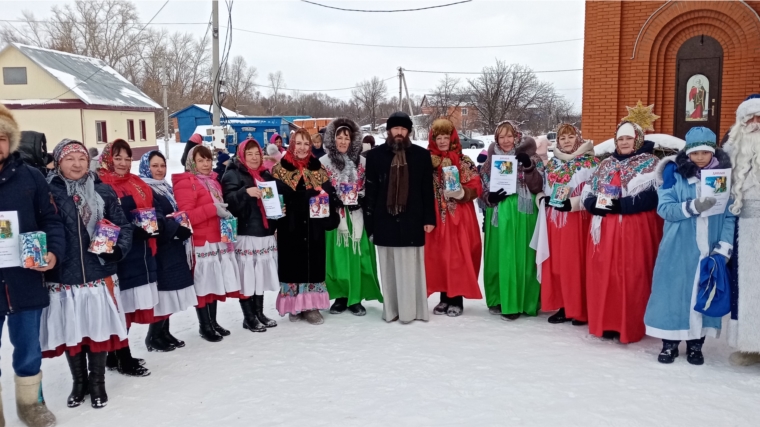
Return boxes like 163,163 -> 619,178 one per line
622,101 -> 660,132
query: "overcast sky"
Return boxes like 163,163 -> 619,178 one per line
3,0 -> 585,108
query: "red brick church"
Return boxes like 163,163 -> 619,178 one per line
581,1 -> 760,143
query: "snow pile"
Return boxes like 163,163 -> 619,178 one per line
595,134 -> 686,156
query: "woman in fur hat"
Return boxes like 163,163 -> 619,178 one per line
320,118 -> 382,316
271,129 -> 339,325
582,121 -> 663,343
535,124 -> 599,326
481,121 -> 544,320
425,119 -> 482,316
644,126 -> 735,365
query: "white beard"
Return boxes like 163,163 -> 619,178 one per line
727,123 -> 760,215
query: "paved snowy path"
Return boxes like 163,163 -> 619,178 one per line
0,142 -> 757,426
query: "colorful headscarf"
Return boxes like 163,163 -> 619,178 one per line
138,151 -> 177,211
237,139 -> 269,229
98,140 -> 157,255
556,123 -> 584,154
615,121 -> 645,152
427,119 -> 477,224
47,139 -> 105,238
185,145 -> 225,204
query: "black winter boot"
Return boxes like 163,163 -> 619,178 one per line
658,340 -> 680,364
433,293 -> 450,315
686,337 -> 705,365
65,350 -> 88,407
145,320 -> 177,352
240,298 -> 266,332
548,308 -> 570,324
106,351 -> 118,371
254,295 -> 277,327
446,296 -> 463,317
330,297 -> 348,314
208,301 -> 230,336
196,306 -> 223,342
348,303 -> 367,316
87,350 -> 108,408
162,317 -> 185,348
114,346 -> 150,377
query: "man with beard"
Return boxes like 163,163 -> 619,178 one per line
364,112 -> 436,323
724,94 -> 760,366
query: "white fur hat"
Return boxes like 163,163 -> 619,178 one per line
0,103 -> 20,153
737,94 -> 760,124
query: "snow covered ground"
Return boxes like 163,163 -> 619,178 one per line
1,141 -> 759,427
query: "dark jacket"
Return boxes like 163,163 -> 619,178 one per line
364,143 -> 436,247
153,192 -> 194,292
18,131 -> 52,177
180,140 -> 200,170
113,189 -> 165,291
583,141 -> 659,215
221,158 -> 277,237
273,157 -> 339,283
214,152 -> 231,184
45,175 -> 132,286
0,153 -> 65,314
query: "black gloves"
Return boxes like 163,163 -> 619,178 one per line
607,199 -> 621,214
347,204 -> 362,212
98,247 -> 122,264
305,188 -> 321,199
331,194 -> 345,209
587,206 -> 608,217
553,199 -> 573,212
133,226 -> 154,239
488,189 -> 508,205
516,153 -> 532,168
539,196 -> 551,206
175,225 -> 193,241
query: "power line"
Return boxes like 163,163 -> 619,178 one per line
0,19 -> 208,25
300,0 -> 471,13
253,75 -> 397,93
404,68 -> 583,75
41,0 -> 170,104
231,27 -> 582,49
0,18 -> 583,50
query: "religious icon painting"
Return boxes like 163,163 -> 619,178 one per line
686,74 -> 709,122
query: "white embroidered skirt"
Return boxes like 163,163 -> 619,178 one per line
154,287 -> 199,317
235,235 -> 279,296
194,242 -> 242,303
39,275 -> 128,357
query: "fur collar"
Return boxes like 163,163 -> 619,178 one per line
656,149 -> 731,183
279,155 -> 322,172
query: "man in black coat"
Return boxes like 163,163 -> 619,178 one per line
364,111 -> 435,324
0,104 -> 63,426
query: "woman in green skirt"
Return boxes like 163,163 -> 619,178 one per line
480,121 -> 545,320
319,118 -> 383,315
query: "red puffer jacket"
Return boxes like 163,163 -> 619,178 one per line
172,172 -> 222,246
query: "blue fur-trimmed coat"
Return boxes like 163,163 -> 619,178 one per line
644,150 -> 735,340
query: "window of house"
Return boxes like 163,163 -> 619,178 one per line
127,119 -> 135,141
2,67 -> 27,85
96,121 -> 107,144
139,120 -> 147,141
461,108 -> 468,116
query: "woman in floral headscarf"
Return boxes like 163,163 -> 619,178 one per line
98,139 -> 165,377
319,118 -> 382,317
425,119 -> 482,317
42,139 -> 132,408
138,151 -> 197,348
222,139 -> 279,332
535,124 -> 599,326
271,129 -> 339,325
582,121 -> 663,343
172,144 -> 241,342
480,121 -> 544,321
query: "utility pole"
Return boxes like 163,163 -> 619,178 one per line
162,65 -> 170,159
398,67 -> 403,112
211,0 -> 220,127
401,70 -> 414,116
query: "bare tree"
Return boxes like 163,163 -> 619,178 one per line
467,60 -> 557,134
422,74 -> 469,128
352,76 -> 388,131
267,71 -> 285,115
223,56 -> 257,113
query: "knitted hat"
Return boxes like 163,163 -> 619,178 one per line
0,103 -> 20,153
684,126 -> 717,155
737,94 -> 760,124
189,133 -> 203,144
386,111 -> 413,132
614,121 -> 644,151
